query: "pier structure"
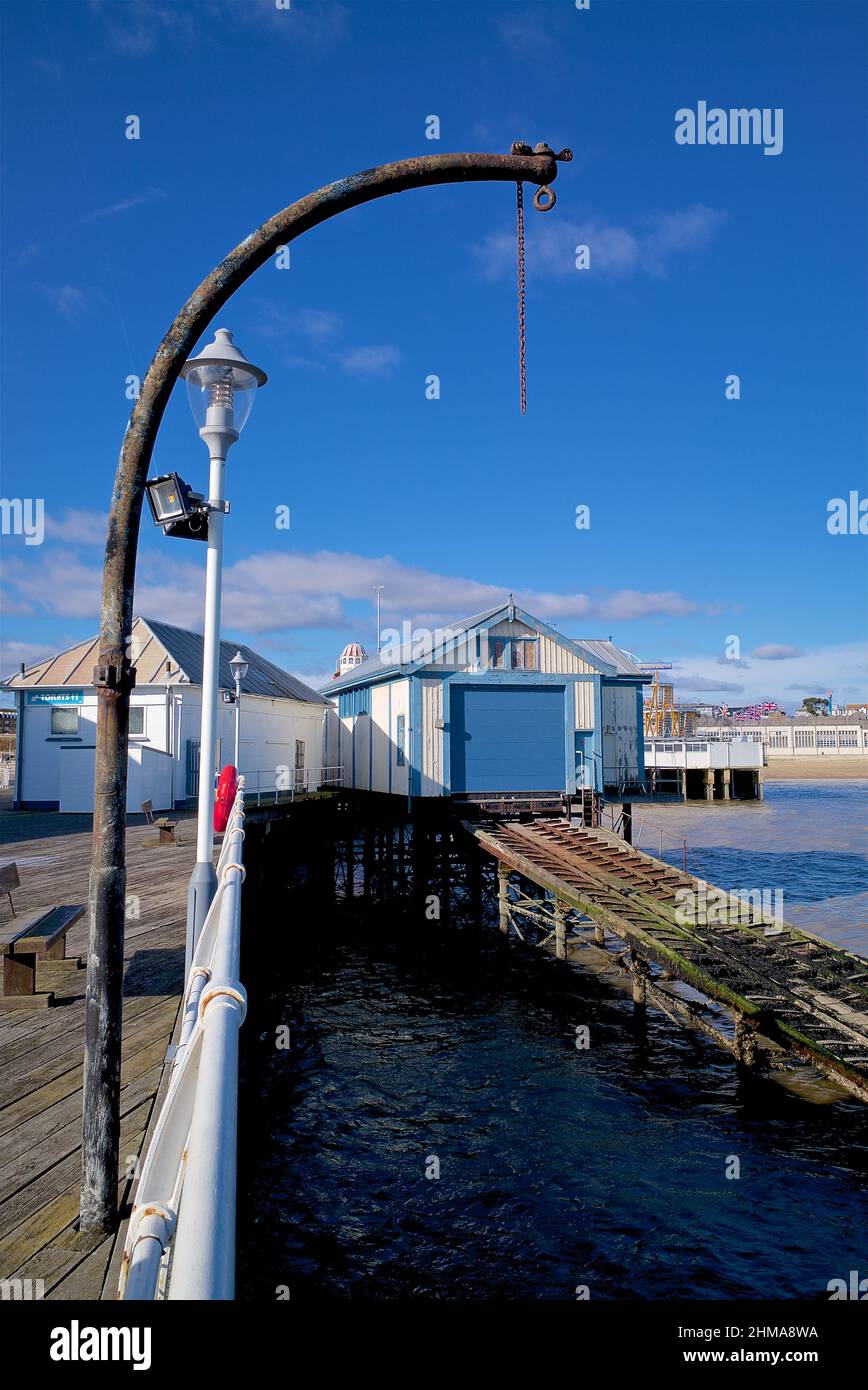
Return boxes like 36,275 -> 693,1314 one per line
2,787 -> 866,1302
466,817 -> 868,1100
643,736 -> 765,801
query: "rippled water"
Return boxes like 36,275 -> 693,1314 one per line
236,782 -> 868,1300
644,779 -> 868,954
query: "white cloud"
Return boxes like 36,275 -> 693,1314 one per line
2,545 -> 717,637
37,284 -> 89,323
90,0 -> 346,55
44,508 -> 107,546
78,188 -> 167,225
339,345 -> 402,377
4,551 -> 101,618
751,643 -> 805,661
671,643 -> 868,708
473,205 -> 727,281
256,305 -> 342,342
0,639 -> 56,682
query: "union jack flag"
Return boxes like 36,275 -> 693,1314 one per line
734,701 -> 780,721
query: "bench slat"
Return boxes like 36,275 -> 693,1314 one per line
14,905 -> 85,953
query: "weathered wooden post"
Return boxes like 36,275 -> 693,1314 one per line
554,897 -> 567,960
734,1014 -> 759,1069
631,952 -> 649,1007
498,864 -> 510,935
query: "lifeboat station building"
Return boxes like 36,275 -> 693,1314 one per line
322,601 -> 646,804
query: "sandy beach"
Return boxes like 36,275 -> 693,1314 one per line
763,758 -> 868,780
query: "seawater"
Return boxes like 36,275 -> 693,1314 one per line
236,781 -> 868,1300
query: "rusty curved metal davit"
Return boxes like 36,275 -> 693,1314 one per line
81,144 -> 572,1233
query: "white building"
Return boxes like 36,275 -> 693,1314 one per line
3,617 -> 328,813
697,717 -> 868,762
644,736 -> 765,799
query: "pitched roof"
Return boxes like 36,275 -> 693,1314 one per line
566,639 -> 647,678
324,603 -> 645,692
3,616 -> 327,706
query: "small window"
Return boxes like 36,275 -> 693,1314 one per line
396,713 -> 406,766
51,706 -> 79,736
129,707 -> 145,736
490,639 -> 507,670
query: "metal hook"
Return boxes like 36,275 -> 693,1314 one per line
533,185 -> 556,212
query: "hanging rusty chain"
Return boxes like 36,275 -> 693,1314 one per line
516,180 -> 527,415
511,142 -> 572,413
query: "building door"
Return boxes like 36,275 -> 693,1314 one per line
450,685 -> 566,793
185,739 -> 200,799
295,738 -> 305,789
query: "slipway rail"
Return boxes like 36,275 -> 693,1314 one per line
465,819 -> 868,1102
119,780 -> 248,1300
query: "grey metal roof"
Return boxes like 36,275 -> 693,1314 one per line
567,639 -> 647,678
142,619 -> 328,704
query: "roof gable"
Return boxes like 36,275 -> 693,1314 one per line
326,602 -> 644,691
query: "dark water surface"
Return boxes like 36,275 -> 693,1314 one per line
236,782 -> 868,1300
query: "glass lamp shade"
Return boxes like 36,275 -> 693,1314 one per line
181,328 -> 267,436
229,652 -> 249,684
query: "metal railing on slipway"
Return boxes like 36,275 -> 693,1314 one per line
603,804 -> 688,871
119,779 -> 248,1300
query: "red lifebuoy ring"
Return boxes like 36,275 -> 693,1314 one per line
213,764 -> 238,833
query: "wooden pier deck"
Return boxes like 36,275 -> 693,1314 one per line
0,810 -> 197,1299
466,819 -> 868,1101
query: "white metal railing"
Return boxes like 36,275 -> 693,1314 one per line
119,779 -> 248,1300
240,764 -> 342,806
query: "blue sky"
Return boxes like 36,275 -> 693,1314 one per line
1,0 -> 866,708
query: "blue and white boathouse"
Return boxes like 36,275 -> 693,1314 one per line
323,601 -> 646,800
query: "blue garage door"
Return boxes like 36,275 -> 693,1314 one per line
451,685 -> 566,792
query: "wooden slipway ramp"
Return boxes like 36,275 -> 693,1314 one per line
464,819 -> 868,1102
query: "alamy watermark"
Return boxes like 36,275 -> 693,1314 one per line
675,102 -> 783,156
675,885 -> 784,932
0,497 -> 44,545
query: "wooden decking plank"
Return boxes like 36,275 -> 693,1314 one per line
0,1064 -> 165,1203
0,1108 -> 150,1249
0,996 -> 178,1108
0,991 -> 176,1066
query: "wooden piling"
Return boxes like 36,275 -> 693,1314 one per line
554,898 -> 566,960
498,864 -> 510,935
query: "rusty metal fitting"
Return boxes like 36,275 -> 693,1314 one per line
533,185 -> 557,212
199,981 -> 248,1024
93,654 -> 137,695
220,860 -> 246,883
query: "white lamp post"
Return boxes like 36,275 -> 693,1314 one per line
181,329 -> 266,970
229,650 -> 248,770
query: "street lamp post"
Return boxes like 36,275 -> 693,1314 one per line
229,650 -> 248,770
180,330 -> 266,971
81,145 -> 569,1236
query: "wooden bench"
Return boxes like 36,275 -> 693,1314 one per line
0,904 -> 85,1008
141,800 -> 179,844
0,861 -> 20,917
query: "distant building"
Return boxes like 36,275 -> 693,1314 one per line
0,708 -> 16,736
335,641 -> 368,679
3,617 -> 328,812
697,715 -> 868,761
322,600 -> 646,798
